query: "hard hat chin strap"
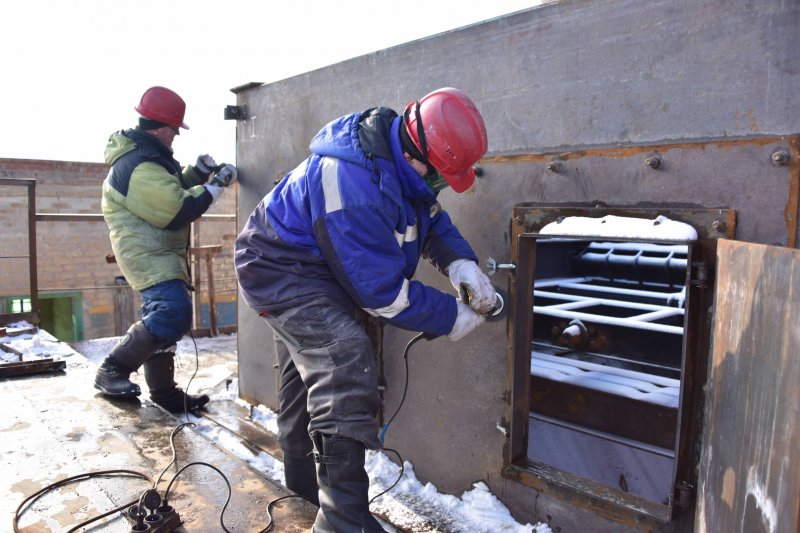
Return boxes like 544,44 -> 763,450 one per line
401,103 -> 439,178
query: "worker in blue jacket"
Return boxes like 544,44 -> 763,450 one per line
234,88 -> 496,532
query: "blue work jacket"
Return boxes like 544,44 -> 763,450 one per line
235,107 -> 477,336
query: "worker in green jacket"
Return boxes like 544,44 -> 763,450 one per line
95,86 -> 237,413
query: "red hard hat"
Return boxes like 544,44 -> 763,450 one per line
135,86 -> 189,129
403,88 -> 488,193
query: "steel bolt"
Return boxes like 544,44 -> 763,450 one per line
645,156 -> 662,170
546,161 -> 562,173
771,150 -> 790,167
712,219 -> 725,232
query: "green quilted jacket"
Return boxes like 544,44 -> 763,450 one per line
102,128 -> 213,290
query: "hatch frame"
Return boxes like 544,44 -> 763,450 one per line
501,205 -> 732,525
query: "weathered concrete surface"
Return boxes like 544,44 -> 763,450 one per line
0,346 -> 315,532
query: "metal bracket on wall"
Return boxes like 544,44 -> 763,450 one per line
224,104 -> 246,121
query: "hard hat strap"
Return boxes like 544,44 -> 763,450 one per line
402,104 -> 438,177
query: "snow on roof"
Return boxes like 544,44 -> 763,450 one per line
4,327 -> 552,533
0,321 -> 76,362
540,215 -> 698,241
199,386 -> 552,532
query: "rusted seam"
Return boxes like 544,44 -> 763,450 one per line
786,137 -> 800,249
480,136 -> 786,164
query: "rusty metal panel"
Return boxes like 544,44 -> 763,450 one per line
530,376 -> 678,450
696,239 -> 800,532
488,138 -> 794,246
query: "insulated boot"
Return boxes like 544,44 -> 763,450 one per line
94,357 -> 141,396
144,350 -> 209,413
284,453 -> 320,506
311,434 -> 386,533
94,321 -> 162,396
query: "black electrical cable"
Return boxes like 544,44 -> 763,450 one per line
368,333 -> 430,514
259,494 -> 308,532
262,333 -> 427,530
182,330 -> 202,424
12,395 -> 201,532
12,469 -> 153,533
14,333 -> 218,532
380,331 -> 427,441
368,447 -> 405,507
163,461 -> 234,532
161,460 -> 298,533
153,421 -> 196,488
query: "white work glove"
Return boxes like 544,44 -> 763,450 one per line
210,163 -> 238,187
447,259 -> 497,315
195,154 -> 218,179
448,300 -> 485,342
204,183 -> 224,202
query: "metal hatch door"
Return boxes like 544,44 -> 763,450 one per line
695,239 -> 800,532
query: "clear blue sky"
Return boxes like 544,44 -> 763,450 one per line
1,1 -> 540,167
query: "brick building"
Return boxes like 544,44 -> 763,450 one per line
0,157 -> 237,341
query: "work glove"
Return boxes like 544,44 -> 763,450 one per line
195,154 -> 218,180
204,183 -> 224,202
447,259 -> 497,315
448,300 -> 485,342
210,164 -> 238,187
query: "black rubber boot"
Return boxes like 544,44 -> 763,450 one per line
94,357 -> 141,396
94,321 -> 163,397
144,350 -> 209,413
311,434 -> 386,533
284,454 -> 320,506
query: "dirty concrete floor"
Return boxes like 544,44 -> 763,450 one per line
1,334 -> 316,532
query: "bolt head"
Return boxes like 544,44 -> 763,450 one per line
645,156 -> 662,169
546,161 -> 561,172
771,150 -> 790,166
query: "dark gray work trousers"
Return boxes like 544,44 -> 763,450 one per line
263,296 -> 383,461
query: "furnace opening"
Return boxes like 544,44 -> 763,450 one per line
527,238 -> 689,504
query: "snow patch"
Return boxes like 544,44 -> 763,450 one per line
540,215 -> 698,241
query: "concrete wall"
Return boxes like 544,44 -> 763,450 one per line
0,158 -> 238,340
234,0 -> 799,530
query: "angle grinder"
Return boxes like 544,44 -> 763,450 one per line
459,284 -> 507,322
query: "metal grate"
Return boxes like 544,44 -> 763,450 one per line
533,242 -> 689,336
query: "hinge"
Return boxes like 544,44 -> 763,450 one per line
674,480 -> 695,507
690,261 -> 711,289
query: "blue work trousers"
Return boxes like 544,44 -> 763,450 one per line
140,279 -> 193,344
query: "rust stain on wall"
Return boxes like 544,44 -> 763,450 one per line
482,135 -> 800,248
786,137 -> 800,248
722,467 -> 736,510
480,136 -> 784,164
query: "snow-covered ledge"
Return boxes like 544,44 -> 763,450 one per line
540,215 -> 698,241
